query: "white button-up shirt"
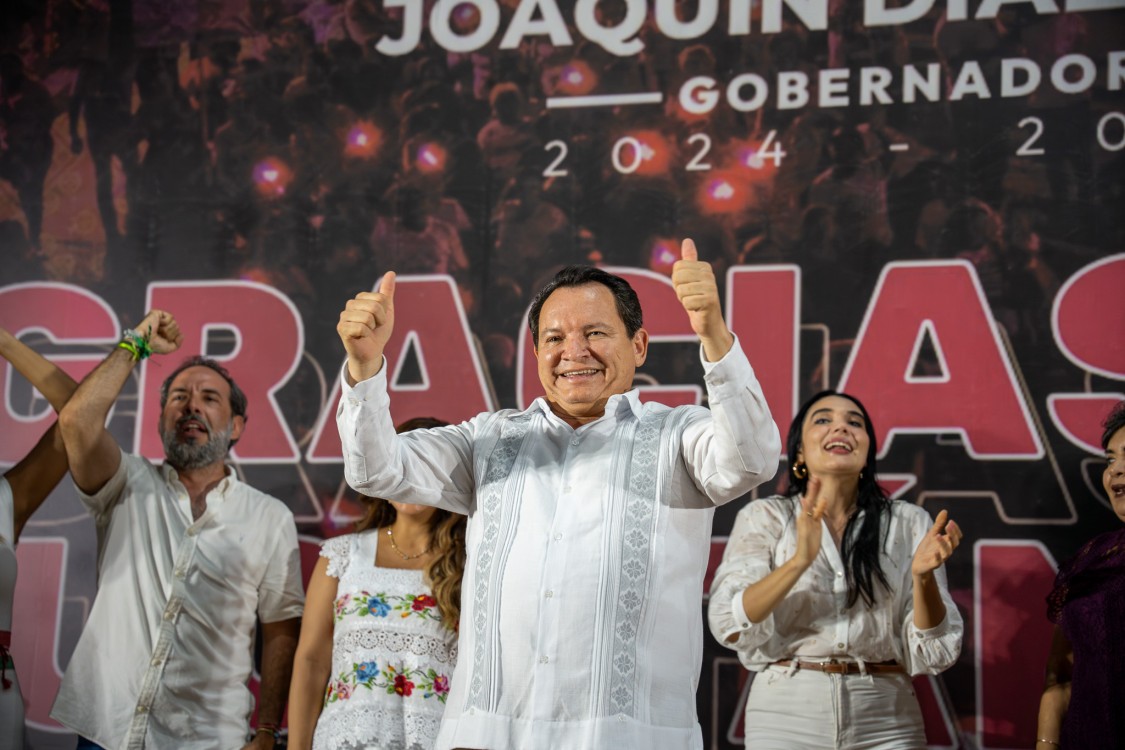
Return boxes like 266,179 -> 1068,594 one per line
337,340 -> 781,750
708,495 -> 963,674
50,450 -> 305,749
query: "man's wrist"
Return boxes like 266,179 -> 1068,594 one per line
346,356 -> 384,386
119,328 -> 153,362
254,723 -> 280,746
699,329 -> 735,363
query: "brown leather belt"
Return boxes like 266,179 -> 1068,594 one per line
772,659 -> 905,675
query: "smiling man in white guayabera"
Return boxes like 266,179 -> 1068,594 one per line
334,238 -> 782,750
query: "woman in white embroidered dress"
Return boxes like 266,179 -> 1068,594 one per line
708,390 -> 964,749
289,418 -> 467,750
0,326 -> 78,747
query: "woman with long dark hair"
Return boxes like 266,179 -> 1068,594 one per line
288,418 -> 467,750
709,390 -> 964,748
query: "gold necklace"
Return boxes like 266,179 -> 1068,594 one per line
386,527 -> 431,560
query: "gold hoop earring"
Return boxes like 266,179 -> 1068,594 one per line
791,462 -> 808,479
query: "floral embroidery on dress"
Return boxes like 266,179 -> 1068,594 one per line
315,531 -> 456,750
335,590 -> 441,623
324,660 -> 452,706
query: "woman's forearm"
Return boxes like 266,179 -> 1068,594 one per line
740,557 -> 811,626
1035,682 -> 1070,748
1036,625 -> 1074,748
912,571 -> 947,630
286,655 -> 332,750
0,327 -> 78,412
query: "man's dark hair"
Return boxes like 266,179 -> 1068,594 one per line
159,356 -> 248,421
527,266 -> 644,345
1103,400 -> 1125,450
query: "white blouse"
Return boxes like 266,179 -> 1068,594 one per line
708,495 -> 962,675
313,529 -> 458,750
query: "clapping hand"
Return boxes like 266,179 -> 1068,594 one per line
911,510 -> 962,577
794,476 -> 828,569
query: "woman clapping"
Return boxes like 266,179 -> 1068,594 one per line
709,390 -> 963,749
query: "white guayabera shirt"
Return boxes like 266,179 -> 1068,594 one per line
336,339 -> 782,750
50,450 -> 305,749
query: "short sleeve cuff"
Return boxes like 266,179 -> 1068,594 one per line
259,600 -> 304,623
74,448 -> 130,521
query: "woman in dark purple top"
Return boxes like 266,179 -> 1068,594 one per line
1036,401 -> 1125,749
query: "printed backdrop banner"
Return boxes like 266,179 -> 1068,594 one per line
1,1 -> 1123,747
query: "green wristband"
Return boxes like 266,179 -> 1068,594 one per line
121,328 -> 153,360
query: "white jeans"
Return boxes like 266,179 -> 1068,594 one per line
744,663 -> 927,749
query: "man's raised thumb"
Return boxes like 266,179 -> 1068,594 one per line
681,238 -> 698,262
378,271 -> 397,301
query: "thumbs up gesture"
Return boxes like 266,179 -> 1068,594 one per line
672,239 -> 734,361
338,271 -> 396,384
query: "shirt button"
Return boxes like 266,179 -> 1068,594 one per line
539,656 -> 549,664
150,656 -> 162,666
836,571 -> 843,577
135,705 -> 148,714
186,527 -> 198,537
837,642 -> 845,649
174,568 -> 186,579
163,609 -> 174,621
553,533 -> 563,541
545,590 -> 554,598
570,438 -> 579,446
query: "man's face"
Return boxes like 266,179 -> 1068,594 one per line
159,366 -> 244,470
535,283 -> 648,428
